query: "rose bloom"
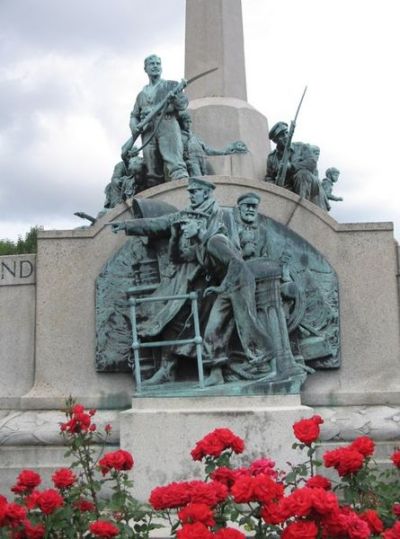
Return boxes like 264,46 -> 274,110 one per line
392,503 -> 400,517
23,520 -> 46,539
177,522 -> 214,539
350,436 -> 375,458
72,404 -> 85,414
214,528 -> 246,539
52,468 -> 77,489
359,509 -> 384,535
24,491 -> 41,510
292,415 -> 323,445
282,520 -> 318,539
305,474 -> 331,490
384,521 -> 400,539
253,474 -> 284,504
178,503 -> 215,526
311,488 -> 339,515
12,470 -> 42,492
37,489 -> 64,514
99,449 -> 134,475
249,458 -> 277,478
5,502 -> 27,524
261,502 -> 286,525
280,488 -> 314,519
150,482 -> 192,510
189,480 -> 228,506
89,520 -> 120,538
210,467 -> 238,488
74,498 -> 96,512
191,428 -> 244,461
323,447 -> 365,476
231,475 -> 256,503
340,510 -> 371,539
391,450 -> 400,468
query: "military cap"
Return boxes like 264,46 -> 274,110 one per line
237,192 -> 261,206
187,177 -> 216,191
269,121 -> 288,142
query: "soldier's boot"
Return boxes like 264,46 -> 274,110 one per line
204,367 -> 224,387
143,357 -> 177,386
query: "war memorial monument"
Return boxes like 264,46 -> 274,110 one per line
1,0 -> 400,497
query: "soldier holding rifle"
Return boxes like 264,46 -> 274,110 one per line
265,88 -> 329,210
129,54 -> 189,182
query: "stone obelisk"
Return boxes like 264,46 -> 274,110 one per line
185,0 -> 270,180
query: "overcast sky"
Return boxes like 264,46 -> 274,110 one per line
1,0 -> 399,241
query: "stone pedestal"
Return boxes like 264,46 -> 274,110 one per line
189,98 -> 270,181
120,395 -> 313,501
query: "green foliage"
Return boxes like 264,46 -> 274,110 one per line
0,226 -> 41,255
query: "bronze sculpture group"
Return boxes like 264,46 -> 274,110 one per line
95,55 -> 341,394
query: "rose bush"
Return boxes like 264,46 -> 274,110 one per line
1,398 -> 400,537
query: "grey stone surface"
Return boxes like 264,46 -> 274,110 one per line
185,0 -> 247,101
0,254 -> 36,286
0,257 -> 36,407
120,395 -> 312,501
189,98 -> 270,181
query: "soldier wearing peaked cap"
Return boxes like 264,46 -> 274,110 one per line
265,121 -> 329,210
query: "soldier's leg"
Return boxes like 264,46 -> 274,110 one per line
142,133 -> 163,179
157,119 -> 189,181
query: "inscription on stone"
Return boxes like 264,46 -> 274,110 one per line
0,255 -> 36,286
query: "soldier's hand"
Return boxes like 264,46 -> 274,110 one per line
204,285 -> 226,297
111,222 -> 126,234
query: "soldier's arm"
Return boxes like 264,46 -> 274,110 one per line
112,214 -> 174,238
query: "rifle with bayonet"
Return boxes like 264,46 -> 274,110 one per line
275,86 -> 308,187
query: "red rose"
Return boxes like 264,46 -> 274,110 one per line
25,491 -> 41,510
178,503 -> 215,526
89,520 -> 120,538
210,467 -> 238,488
23,521 -> 46,539
280,488 -> 314,518
177,522 -> 213,539
74,498 -> 96,512
214,528 -> 246,539
5,502 -> 27,524
261,502 -> 286,525
231,475 -> 255,503
293,415 -> 323,445
282,520 -> 318,539
72,404 -> 85,414
391,450 -> 400,468
99,449 -> 134,475
384,521 -> 400,539
12,470 -> 41,493
392,503 -> 400,517
191,428 -> 244,461
310,488 -> 339,515
150,482 -> 192,509
350,436 -> 375,458
253,474 -> 284,504
305,474 -> 331,490
249,458 -> 277,479
189,480 -> 228,506
359,509 -> 384,534
104,424 -> 112,434
37,489 -> 64,514
340,510 -> 371,539
323,447 -> 365,476
52,468 -> 77,489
